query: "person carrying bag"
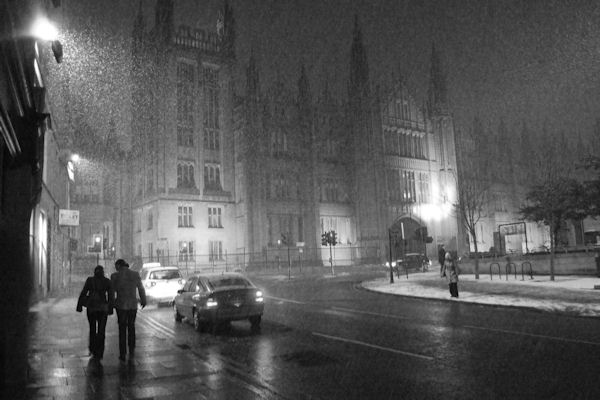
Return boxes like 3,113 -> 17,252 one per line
77,265 -> 114,361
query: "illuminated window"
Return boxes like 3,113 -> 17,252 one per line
179,241 -> 194,261
208,207 -> 222,228
178,206 -> 193,227
208,241 -> 223,261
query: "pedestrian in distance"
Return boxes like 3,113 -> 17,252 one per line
76,265 -> 113,361
438,244 -> 446,275
110,259 -> 146,362
441,252 -> 459,298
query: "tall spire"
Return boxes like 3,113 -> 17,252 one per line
132,1 -> 145,51
221,0 -> 236,57
154,0 -> 174,44
348,15 -> 370,99
428,42 -> 449,116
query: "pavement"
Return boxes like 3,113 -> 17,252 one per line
362,268 -> 600,318
8,266 -> 600,399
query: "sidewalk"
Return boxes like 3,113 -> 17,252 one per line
362,270 -> 600,318
14,294 -> 262,399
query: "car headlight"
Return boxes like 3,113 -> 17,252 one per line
255,290 -> 264,303
206,297 -> 218,308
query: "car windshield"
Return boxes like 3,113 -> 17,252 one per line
206,277 -> 250,290
149,269 -> 181,280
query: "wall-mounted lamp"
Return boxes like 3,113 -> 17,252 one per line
31,16 -> 63,63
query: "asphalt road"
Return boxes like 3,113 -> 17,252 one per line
142,271 -> 600,399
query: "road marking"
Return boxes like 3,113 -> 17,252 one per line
332,306 -> 411,320
139,313 -> 176,338
312,332 -> 434,361
464,325 -> 600,346
265,296 -> 306,305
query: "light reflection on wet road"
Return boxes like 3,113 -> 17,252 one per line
139,271 -> 600,399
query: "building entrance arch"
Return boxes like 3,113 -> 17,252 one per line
389,217 -> 427,260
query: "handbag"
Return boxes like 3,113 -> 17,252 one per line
79,292 -> 90,308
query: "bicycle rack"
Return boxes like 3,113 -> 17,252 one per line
505,262 -> 517,280
521,261 -> 533,280
489,262 -> 501,280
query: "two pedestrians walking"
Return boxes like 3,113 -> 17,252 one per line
76,259 -> 146,363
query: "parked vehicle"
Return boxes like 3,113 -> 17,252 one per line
140,266 -> 185,306
173,272 -> 264,334
385,252 -> 431,275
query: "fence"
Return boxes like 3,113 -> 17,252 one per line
90,245 -> 381,276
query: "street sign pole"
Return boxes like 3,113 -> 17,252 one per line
388,229 -> 394,284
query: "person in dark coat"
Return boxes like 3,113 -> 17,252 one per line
76,265 -> 113,360
110,259 -> 146,362
441,252 -> 459,298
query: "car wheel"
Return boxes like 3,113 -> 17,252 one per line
249,315 -> 261,332
173,304 -> 183,322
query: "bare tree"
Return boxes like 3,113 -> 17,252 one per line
455,117 -> 493,279
520,130 -> 585,280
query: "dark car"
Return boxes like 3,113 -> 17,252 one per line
385,252 -> 430,276
172,272 -> 264,333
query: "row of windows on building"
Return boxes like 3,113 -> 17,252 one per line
142,240 -> 224,262
264,214 -> 353,247
268,131 -> 341,159
177,127 -> 220,150
386,169 -> 430,203
384,130 -> 427,159
176,62 -> 220,148
265,173 -> 349,203
134,205 -> 223,231
140,163 -> 222,192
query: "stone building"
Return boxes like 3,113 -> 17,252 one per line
235,19 -> 460,266
129,0 -> 237,269
127,2 -> 460,268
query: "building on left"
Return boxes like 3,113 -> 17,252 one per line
0,0 -> 76,389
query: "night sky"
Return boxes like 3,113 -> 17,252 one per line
56,0 -> 600,144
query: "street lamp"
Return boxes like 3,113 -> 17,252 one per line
31,16 -> 63,63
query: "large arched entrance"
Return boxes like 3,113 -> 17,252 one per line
389,217 -> 427,260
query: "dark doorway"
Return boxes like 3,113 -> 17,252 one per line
389,217 -> 426,259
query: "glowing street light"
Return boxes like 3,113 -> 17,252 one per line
31,17 -> 58,41
31,16 -> 63,63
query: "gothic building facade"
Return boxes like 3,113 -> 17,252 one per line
235,20 -> 460,265
129,1 -> 460,267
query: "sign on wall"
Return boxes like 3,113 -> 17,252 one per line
59,209 -> 79,226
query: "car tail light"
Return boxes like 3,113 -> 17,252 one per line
206,297 -> 218,307
255,290 -> 264,303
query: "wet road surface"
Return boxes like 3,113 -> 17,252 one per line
137,271 -> 600,399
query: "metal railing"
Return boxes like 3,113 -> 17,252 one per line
489,262 -> 501,280
521,261 -> 533,280
505,262 -> 517,280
